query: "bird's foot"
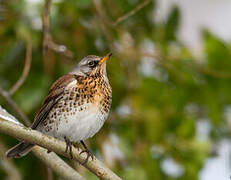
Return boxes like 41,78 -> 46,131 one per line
80,149 -> 94,165
64,136 -> 73,159
80,140 -> 94,164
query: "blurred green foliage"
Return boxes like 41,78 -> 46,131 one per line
1,0 -> 231,180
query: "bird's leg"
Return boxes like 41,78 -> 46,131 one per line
80,140 -> 94,164
64,136 -> 69,153
64,136 -> 73,159
72,142 -> 80,151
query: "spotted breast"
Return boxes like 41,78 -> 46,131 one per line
37,73 -> 112,142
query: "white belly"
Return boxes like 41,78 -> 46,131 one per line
53,103 -> 108,142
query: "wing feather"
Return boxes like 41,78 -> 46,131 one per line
31,74 -> 77,129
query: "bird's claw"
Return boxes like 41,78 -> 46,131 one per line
80,149 -> 94,164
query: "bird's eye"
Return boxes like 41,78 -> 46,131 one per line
88,61 -> 95,67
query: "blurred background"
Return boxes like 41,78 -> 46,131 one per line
1,0 -> 231,179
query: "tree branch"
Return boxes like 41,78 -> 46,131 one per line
42,0 -> 74,59
93,0 -> 124,58
0,87 -> 31,126
0,106 -> 85,180
0,139 -> 22,180
93,0 -> 114,44
112,0 -> 152,26
32,146 -> 85,180
9,41 -> 32,96
0,117 -> 121,180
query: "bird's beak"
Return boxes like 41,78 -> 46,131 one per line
99,52 -> 112,64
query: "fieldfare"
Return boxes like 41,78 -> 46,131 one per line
6,53 -> 112,163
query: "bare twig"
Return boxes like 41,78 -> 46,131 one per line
93,0 -> 114,43
49,41 -> 74,58
0,87 -> 31,126
0,118 -> 121,180
0,139 -> 22,180
42,0 -> 74,59
9,41 -> 32,96
43,0 -> 52,55
113,0 -> 152,26
33,146 -> 85,180
93,0 -> 124,57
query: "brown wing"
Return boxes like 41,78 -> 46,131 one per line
31,74 -> 77,129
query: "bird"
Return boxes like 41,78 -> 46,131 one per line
6,53 -> 112,163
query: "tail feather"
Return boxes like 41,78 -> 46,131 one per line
6,142 -> 34,158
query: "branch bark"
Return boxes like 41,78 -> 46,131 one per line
0,117 -> 121,180
0,106 -> 85,180
32,146 -> 85,180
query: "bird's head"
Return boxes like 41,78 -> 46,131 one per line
73,53 -> 112,77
